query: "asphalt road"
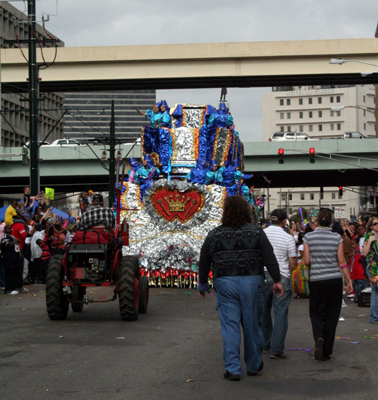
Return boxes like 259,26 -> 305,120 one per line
1,286 -> 377,400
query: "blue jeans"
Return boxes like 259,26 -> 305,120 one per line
367,270 -> 378,323
262,274 -> 292,355
215,275 -> 265,375
352,279 -> 368,301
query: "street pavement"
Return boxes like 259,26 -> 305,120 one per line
1,286 -> 377,400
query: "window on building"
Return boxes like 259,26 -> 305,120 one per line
299,98 -> 303,105
330,96 -> 334,103
318,97 -> 322,104
330,124 -> 334,131
299,125 -> 304,131
332,193 -> 336,199
363,95 -> 366,103
310,193 -> 314,200
289,208 -> 293,215
336,111 -> 341,116
289,194 -> 292,200
308,98 -> 313,105
281,194 -> 286,201
337,123 -> 341,130
320,193 -> 324,200
319,125 -> 323,131
301,193 -> 305,200
280,126 -> 285,132
309,111 -> 313,118
309,125 -> 313,132
287,112 -> 291,119
364,123 -> 366,130
364,110 -> 366,116
330,110 -> 334,117
287,126 -> 291,131
280,99 -> 284,106
299,111 -> 303,119
336,96 -> 341,103
318,111 -> 322,118
280,113 -> 284,119
287,99 -> 291,106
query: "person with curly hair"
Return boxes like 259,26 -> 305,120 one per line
198,196 -> 283,381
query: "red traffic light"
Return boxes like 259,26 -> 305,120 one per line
338,186 -> 343,197
339,186 -> 343,190
278,148 -> 284,155
309,147 -> 315,163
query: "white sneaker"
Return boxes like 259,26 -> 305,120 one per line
342,299 -> 348,308
9,290 -> 20,295
347,294 -> 354,298
19,287 -> 29,293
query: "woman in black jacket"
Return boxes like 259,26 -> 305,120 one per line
198,196 -> 283,381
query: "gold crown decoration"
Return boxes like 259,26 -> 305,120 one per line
164,195 -> 191,212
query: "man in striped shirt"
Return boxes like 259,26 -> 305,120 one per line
262,209 -> 297,359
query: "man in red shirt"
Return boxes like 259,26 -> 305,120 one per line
12,221 -> 29,293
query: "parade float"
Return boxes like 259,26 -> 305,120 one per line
119,102 -> 264,287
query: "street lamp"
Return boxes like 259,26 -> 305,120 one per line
331,105 -> 377,115
329,59 -> 378,68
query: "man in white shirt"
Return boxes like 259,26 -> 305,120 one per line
30,226 -> 45,284
263,209 -> 297,359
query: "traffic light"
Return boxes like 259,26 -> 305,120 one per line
339,186 -> 343,197
22,147 -> 29,166
309,147 -> 315,164
278,148 -> 284,164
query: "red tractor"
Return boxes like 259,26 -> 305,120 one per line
45,183 -> 149,321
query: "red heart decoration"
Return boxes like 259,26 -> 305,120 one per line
151,188 -> 205,223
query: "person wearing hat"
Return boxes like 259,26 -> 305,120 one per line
205,160 -> 225,185
135,103 -> 163,129
159,100 -> 172,129
221,160 -> 239,187
78,193 -> 123,251
134,155 -> 160,200
186,157 -> 208,185
207,102 -> 234,129
127,157 -> 140,183
262,209 -> 297,359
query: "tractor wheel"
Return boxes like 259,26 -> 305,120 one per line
46,255 -> 69,320
71,286 -> 84,313
138,275 -> 149,314
118,255 -> 139,321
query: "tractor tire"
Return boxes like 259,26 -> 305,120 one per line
138,275 -> 149,314
71,286 -> 84,313
118,255 -> 139,321
46,255 -> 69,320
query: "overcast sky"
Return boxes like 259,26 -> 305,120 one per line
10,0 -> 378,141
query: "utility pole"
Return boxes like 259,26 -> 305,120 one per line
28,0 -> 40,195
108,100 -> 116,208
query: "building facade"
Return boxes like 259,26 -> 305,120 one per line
262,85 -> 376,219
63,90 -> 156,141
0,2 -> 65,147
267,187 -> 361,221
262,85 -> 376,140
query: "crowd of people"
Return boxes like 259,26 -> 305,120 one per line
198,198 -> 378,381
0,187 -> 78,295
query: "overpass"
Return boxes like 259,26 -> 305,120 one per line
1,38 -> 378,92
1,139 -> 378,194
